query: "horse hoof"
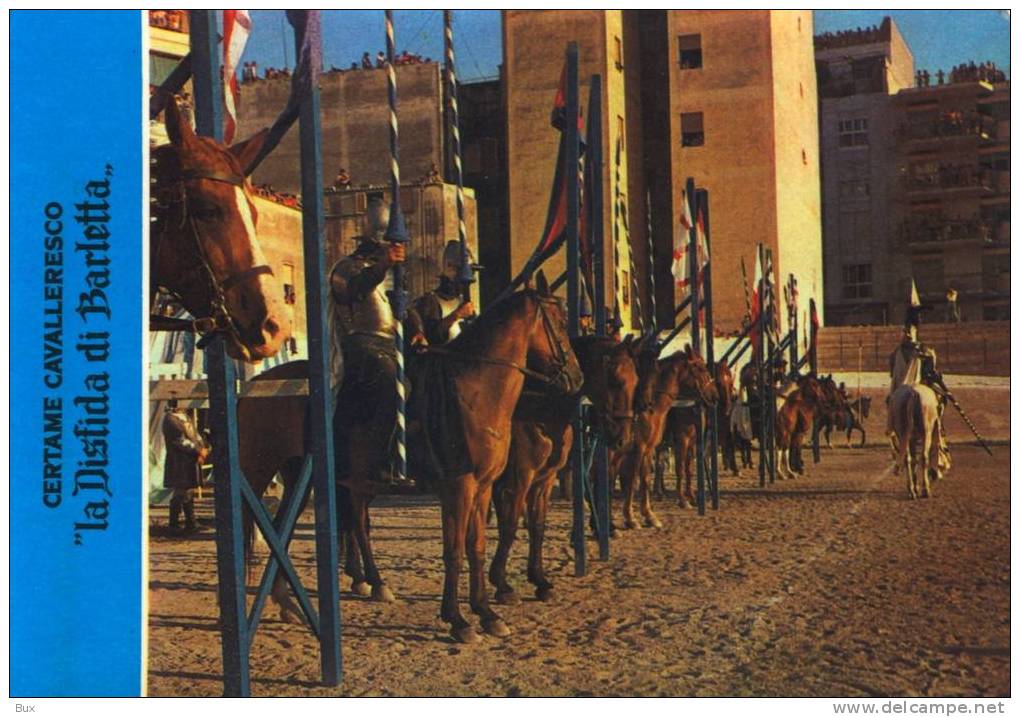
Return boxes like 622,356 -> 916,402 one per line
482,618 -> 511,638
279,608 -> 299,625
644,517 -> 663,529
622,520 -> 637,530
535,585 -> 555,602
495,590 -> 520,606
452,625 -> 482,644
350,581 -> 372,598
371,584 -> 396,603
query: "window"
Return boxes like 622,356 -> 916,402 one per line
841,264 -> 873,299
678,34 -> 702,70
839,179 -> 870,199
617,116 -> 625,151
838,118 -> 868,147
614,36 -> 623,70
150,52 -> 181,87
282,262 -> 297,305
681,112 -> 704,147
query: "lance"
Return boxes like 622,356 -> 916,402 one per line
945,391 -> 994,457
740,257 -> 752,320
444,10 -> 475,303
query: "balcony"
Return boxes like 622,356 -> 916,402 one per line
897,215 -> 993,248
901,167 -> 997,198
899,113 -> 997,153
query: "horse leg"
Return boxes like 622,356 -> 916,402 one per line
527,478 -> 557,601
920,431 -> 933,499
439,478 -> 479,643
620,449 -> 638,530
349,492 -> 393,603
335,486 -> 370,597
468,484 -> 509,638
673,434 -> 688,509
489,478 -> 527,606
640,451 -> 663,529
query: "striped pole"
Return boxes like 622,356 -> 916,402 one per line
615,139 -> 641,334
611,140 -> 622,332
384,10 -> 410,486
444,11 -> 473,302
645,189 -> 657,334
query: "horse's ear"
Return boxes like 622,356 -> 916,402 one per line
683,343 -> 693,358
164,96 -> 197,148
229,128 -> 271,177
535,270 -> 550,297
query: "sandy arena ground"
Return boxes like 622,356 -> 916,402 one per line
147,440 -> 1010,697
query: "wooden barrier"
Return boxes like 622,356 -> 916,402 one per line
816,321 -> 1009,376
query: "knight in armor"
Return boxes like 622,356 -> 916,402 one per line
410,240 -> 476,346
887,286 -> 951,467
329,198 -> 423,487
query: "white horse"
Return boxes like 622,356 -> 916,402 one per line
888,383 -> 949,499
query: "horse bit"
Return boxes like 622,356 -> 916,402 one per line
151,167 -> 274,348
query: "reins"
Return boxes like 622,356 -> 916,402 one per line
151,166 -> 274,347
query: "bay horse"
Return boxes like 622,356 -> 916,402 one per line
665,359 -> 729,508
774,374 -> 827,480
150,98 -> 290,362
488,335 -> 639,605
236,275 -> 583,643
618,347 -> 717,529
889,383 -> 949,499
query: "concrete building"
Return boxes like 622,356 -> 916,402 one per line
816,18 -> 914,325
501,10 -> 824,335
891,77 -> 1010,322
237,64 -> 446,194
816,18 -> 1010,325
148,10 -> 191,147
503,10 -> 638,330
664,10 -> 824,332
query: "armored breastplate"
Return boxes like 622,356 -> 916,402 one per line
435,293 -> 464,342
331,256 -> 398,339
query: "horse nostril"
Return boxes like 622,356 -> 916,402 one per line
263,317 -> 280,339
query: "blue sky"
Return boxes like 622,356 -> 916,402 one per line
240,10 -> 1009,82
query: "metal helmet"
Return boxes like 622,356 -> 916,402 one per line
441,240 -> 473,281
364,197 -> 390,240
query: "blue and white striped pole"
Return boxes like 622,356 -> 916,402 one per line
444,10 -> 474,302
384,10 -> 410,487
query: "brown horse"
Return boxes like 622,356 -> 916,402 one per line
665,359 -> 729,508
150,99 -> 290,361
237,276 -> 583,642
774,374 -> 827,480
618,347 -> 717,529
488,335 -> 639,606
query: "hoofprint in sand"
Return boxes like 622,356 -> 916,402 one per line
147,443 -> 1009,697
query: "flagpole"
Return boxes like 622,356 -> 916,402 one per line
645,190 -> 658,335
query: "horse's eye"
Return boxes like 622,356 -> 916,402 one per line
192,202 -> 222,221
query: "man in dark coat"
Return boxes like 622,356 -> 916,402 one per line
162,401 -> 208,534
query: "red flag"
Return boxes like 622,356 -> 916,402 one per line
749,251 -> 763,353
222,10 -> 252,144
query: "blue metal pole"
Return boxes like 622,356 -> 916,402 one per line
295,14 -> 343,686
686,178 -> 706,516
588,74 -> 610,561
698,189 -> 719,510
190,10 -> 250,697
757,243 -> 767,489
564,43 -> 585,577
384,10 -> 410,488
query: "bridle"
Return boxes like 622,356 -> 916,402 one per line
425,293 -> 579,393
151,165 -> 274,349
